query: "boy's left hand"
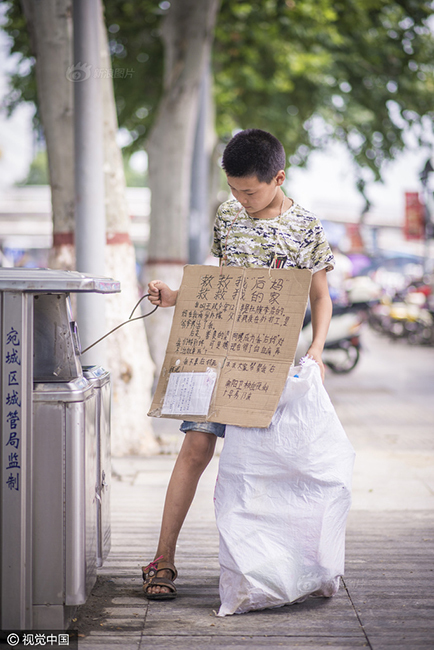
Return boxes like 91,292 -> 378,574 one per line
305,347 -> 326,382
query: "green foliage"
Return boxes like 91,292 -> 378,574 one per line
102,0 -> 167,150
1,1 -> 38,124
123,152 -> 148,186
17,149 -> 49,185
2,0 -> 434,183
1,0 -> 167,147
213,0 -> 434,180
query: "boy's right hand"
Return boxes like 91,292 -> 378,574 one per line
147,280 -> 178,308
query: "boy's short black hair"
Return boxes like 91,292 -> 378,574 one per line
222,129 -> 286,183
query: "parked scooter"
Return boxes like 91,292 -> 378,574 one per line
368,279 -> 434,345
296,304 -> 363,374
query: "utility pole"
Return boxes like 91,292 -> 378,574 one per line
189,66 -> 212,264
420,157 -> 434,274
73,0 -> 107,365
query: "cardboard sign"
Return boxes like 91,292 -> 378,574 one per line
148,265 -> 312,428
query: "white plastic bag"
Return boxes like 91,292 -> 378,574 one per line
214,358 -> 355,617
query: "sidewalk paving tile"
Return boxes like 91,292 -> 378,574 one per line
74,329 -> 434,649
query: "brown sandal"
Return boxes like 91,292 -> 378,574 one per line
142,556 -> 178,600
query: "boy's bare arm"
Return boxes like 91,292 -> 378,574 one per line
306,269 -> 333,381
147,280 -> 178,307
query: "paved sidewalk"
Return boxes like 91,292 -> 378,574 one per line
74,329 -> 434,649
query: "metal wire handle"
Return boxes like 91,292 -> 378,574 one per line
80,294 -> 158,355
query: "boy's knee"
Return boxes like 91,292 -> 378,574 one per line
182,431 -> 216,466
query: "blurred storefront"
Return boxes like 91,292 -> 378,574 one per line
0,185 -> 150,269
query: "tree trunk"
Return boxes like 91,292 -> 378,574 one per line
21,0 -> 75,269
145,0 -> 220,374
98,0 -> 157,455
21,0 -> 158,455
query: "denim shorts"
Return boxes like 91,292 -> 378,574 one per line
180,420 -> 226,438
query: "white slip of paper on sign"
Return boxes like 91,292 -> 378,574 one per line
161,369 -> 217,416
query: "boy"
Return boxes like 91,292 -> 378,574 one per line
143,129 -> 334,599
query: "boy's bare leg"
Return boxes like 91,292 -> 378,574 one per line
145,430 -> 217,596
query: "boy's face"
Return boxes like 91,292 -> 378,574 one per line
226,171 -> 285,218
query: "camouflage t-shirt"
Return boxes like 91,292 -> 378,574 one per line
211,198 -> 335,273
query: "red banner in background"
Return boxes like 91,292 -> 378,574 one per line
404,192 -> 425,240
345,223 -> 365,253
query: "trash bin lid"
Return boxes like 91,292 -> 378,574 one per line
33,376 -> 95,402
0,268 -> 120,293
83,365 -> 111,387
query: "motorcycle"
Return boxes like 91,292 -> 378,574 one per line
368,280 -> 434,345
368,292 -> 434,345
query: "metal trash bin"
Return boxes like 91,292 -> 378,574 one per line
0,268 -> 120,631
32,378 -> 98,628
83,366 -> 111,568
